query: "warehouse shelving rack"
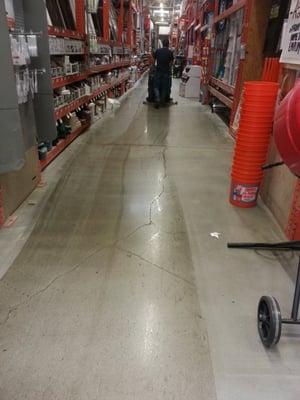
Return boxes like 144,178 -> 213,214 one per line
0,0 -> 149,227
37,0 -> 143,166
208,0 -> 273,136
193,0 -> 215,103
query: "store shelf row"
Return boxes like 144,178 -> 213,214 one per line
89,61 -> 131,74
87,83 -> 111,101
52,72 -> 88,89
54,75 -> 130,119
208,85 -> 233,109
40,122 -> 90,171
44,72 -> 136,170
48,25 -> 86,40
52,61 -> 132,89
210,77 -> 235,96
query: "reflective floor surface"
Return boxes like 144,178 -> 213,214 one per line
0,78 -> 299,399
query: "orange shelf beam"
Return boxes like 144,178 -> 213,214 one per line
48,26 -> 85,40
210,77 -> 235,95
208,85 -> 233,109
214,0 -> 246,24
52,72 -> 88,89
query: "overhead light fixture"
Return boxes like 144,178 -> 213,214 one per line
160,2 -> 163,8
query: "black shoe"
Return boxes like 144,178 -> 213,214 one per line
154,103 -> 160,109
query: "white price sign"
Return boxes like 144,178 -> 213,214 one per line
4,0 -> 14,20
280,0 -> 300,64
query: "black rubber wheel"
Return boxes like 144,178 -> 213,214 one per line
257,296 -> 282,348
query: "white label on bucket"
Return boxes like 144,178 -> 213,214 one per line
232,184 -> 259,203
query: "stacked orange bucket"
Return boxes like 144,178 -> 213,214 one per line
230,81 -> 279,208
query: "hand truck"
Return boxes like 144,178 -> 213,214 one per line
228,241 -> 300,348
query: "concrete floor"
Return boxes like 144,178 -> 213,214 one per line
0,78 -> 300,399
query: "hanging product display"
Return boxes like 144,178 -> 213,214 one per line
4,0 -> 15,28
15,68 -> 39,104
87,0 -> 98,13
109,0 -> 119,41
9,33 -> 40,104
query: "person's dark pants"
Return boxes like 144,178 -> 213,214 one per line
154,71 -> 172,104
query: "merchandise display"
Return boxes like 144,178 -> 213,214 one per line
229,81 -> 279,208
0,0 -> 149,225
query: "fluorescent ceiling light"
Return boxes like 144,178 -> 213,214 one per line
160,2 -> 163,8
153,9 -> 169,14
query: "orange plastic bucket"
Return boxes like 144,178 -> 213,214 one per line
243,91 -> 278,99
242,100 -> 276,110
234,145 -> 268,160
231,169 -> 263,178
242,100 -> 275,113
232,162 -> 263,172
231,173 -> 263,186
244,81 -> 279,93
234,155 -> 266,164
238,121 -> 273,131
232,159 -> 264,168
231,166 -> 264,177
241,112 -> 274,121
240,115 -> 273,124
234,143 -> 269,152
232,169 -> 264,180
236,130 -> 271,140
236,136 -> 270,149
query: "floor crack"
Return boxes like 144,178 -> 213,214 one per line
116,245 -> 195,288
149,147 -> 167,224
0,243 -> 113,326
0,148 -> 170,325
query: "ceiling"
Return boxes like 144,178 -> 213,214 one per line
146,0 -> 181,26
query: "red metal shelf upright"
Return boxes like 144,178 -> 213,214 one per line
103,0 -> 110,41
118,0 -> 124,44
126,0 -> 133,48
76,0 -> 86,34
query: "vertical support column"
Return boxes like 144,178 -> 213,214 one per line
103,0 -> 110,41
0,186 -> 5,226
76,0 -> 86,34
127,1 -> 132,47
118,0 -> 124,44
286,180 -> 300,240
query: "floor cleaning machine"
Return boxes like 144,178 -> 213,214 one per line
143,66 -> 178,107
228,82 -> 300,348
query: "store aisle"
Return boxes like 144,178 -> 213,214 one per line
0,78 -> 300,400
